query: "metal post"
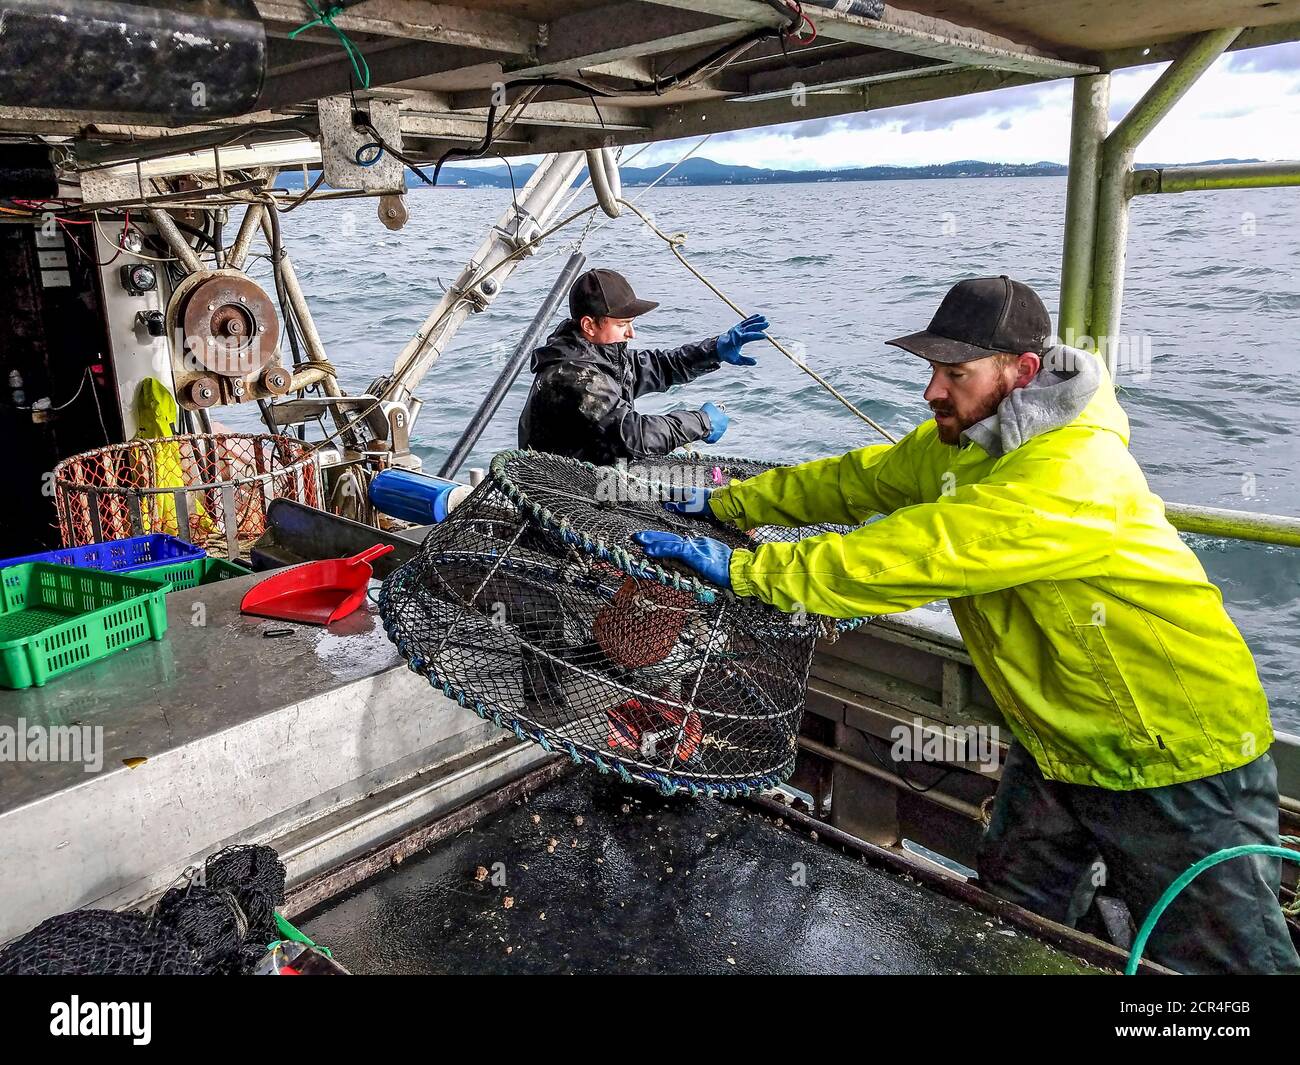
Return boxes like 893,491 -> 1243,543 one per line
259,211 -> 342,400
146,206 -> 204,273
1089,28 -> 1242,375
1057,74 -> 1109,344
1164,502 -> 1300,548
384,151 -> 588,406
226,202 -> 266,271
437,250 -> 587,479
1130,160 -> 1300,195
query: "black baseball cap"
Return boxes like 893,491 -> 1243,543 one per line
886,276 -> 1051,364
568,268 -> 659,320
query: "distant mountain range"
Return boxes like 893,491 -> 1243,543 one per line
441,156 -> 1072,187
280,156 -> 1260,190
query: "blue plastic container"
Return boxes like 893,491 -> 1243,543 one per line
369,469 -> 463,524
0,534 -> 205,575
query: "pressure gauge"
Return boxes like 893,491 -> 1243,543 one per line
120,263 -> 157,296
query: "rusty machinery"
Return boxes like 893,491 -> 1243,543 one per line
166,269 -> 290,411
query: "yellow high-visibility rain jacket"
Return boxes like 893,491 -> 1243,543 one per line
710,350 -> 1272,789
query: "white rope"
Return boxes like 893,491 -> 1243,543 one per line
616,197 -> 897,443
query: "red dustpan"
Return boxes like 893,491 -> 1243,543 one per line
240,544 -> 395,625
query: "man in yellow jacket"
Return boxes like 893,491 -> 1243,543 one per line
633,276 -> 1298,975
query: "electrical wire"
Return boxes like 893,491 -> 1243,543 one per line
494,154 -> 521,222
278,171 -> 327,212
350,22 -> 802,190
6,366 -> 88,412
855,721 -> 956,793
93,213 -> 182,263
59,220 -> 121,268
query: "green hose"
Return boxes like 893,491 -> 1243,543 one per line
1125,837 -> 1300,974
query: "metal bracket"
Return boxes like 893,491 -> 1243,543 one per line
318,96 -> 405,194
460,274 -> 501,311
384,403 -> 412,455
495,207 -> 542,255
266,394 -> 390,441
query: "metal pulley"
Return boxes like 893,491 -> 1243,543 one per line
260,366 -> 292,396
378,194 -> 409,231
185,376 -> 220,409
167,267 -> 291,410
179,274 -> 279,379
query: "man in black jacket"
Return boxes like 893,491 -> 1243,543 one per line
518,268 -> 768,463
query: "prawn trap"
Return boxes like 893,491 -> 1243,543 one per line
379,450 -> 866,797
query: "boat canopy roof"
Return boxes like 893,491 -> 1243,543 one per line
2,1 -> 1298,171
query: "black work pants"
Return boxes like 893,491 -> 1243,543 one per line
978,744 -> 1300,974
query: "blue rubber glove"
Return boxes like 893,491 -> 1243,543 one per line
664,485 -> 713,516
716,313 -> 769,366
632,531 -> 733,589
700,401 -> 729,444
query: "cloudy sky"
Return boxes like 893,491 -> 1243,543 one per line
630,41 -> 1300,170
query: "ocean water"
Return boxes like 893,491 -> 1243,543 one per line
237,178 -> 1300,727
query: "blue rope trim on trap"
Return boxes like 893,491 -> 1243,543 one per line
489,449 -> 871,636
491,449 -> 719,606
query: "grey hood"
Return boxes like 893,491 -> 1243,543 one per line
960,345 -> 1103,458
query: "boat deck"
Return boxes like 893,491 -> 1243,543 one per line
0,569 -> 545,944
297,771 -> 1102,975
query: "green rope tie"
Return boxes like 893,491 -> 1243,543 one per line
290,3 -> 371,89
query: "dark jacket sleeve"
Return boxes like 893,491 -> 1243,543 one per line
629,337 -> 721,398
602,396 -> 712,458
521,359 -> 711,461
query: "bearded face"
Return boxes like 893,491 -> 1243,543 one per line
923,354 -> 1035,445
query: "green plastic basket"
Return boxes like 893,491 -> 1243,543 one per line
133,556 -> 252,592
0,563 -> 170,689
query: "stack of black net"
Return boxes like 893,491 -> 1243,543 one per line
380,450 -> 867,797
0,845 -> 286,975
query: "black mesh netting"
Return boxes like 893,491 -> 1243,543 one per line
0,845 -> 286,975
497,451 -> 853,550
379,450 -> 869,797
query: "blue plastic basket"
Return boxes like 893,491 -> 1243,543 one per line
0,535 -> 205,575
